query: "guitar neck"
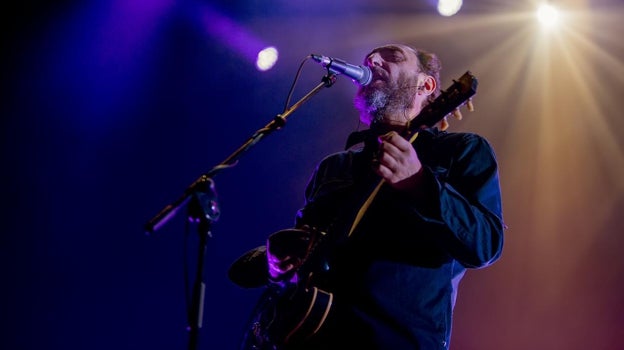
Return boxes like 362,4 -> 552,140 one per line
406,71 -> 478,136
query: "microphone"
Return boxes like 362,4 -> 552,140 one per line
311,54 -> 372,86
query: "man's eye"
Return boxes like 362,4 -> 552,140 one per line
382,52 -> 404,62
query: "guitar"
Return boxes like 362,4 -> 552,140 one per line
239,71 -> 478,349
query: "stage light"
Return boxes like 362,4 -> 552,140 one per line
536,3 -> 560,28
437,0 -> 462,17
201,5 -> 274,70
256,46 -> 278,71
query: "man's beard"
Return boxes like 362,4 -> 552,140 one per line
354,72 -> 419,125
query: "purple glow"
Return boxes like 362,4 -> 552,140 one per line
34,0 -> 175,134
201,6 -> 267,63
97,0 -> 174,65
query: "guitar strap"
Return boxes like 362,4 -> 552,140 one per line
346,131 -> 420,237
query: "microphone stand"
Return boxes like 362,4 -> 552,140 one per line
144,73 -> 337,350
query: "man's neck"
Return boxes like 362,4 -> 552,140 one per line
370,121 -> 407,134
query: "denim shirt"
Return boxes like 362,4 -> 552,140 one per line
294,128 -> 505,349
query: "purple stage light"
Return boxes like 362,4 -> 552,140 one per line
201,6 -> 275,69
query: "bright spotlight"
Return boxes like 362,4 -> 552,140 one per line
437,0 -> 462,17
256,46 -> 278,71
536,3 -> 560,28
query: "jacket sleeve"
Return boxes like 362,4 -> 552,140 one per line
411,133 -> 505,268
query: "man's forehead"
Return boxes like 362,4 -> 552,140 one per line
366,44 -> 416,57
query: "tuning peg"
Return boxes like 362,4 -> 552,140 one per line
466,98 -> 474,112
452,108 -> 463,121
439,117 -> 450,131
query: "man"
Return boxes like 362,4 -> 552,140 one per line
232,43 -> 504,350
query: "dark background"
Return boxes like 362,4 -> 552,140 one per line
3,1 -> 623,349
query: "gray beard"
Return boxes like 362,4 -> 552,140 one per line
357,89 -> 389,122
354,75 -> 418,124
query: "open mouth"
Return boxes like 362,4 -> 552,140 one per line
370,67 -> 388,82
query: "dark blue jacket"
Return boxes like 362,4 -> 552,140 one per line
293,128 -> 504,349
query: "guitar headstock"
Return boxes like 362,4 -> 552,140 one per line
407,71 -> 478,132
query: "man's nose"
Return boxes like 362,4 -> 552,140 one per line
366,53 -> 383,67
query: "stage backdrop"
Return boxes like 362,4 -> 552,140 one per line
2,1 -> 623,349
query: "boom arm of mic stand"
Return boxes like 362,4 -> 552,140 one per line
145,73 -> 336,350
144,74 -> 337,235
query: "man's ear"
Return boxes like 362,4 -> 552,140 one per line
420,75 -> 436,96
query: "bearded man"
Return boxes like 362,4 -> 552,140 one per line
235,44 -> 505,350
